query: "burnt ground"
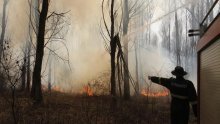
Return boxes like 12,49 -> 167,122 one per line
0,92 -> 197,124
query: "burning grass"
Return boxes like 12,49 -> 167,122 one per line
81,85 -> 94,96
0,91 -> 197,124
141,89 -> 169,97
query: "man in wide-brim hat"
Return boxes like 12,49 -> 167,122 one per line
171,66 -> 188,76
149,66 -> 197,124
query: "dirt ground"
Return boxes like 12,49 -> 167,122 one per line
0,92 -> 197,124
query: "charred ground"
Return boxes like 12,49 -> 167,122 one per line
0,91 -> 196,124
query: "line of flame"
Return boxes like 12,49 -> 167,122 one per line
141,89 -> 169,97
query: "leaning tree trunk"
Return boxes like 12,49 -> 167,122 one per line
31,0 -> 49,103
123,0 -> 130,100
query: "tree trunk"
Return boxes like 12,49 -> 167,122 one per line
48,51 -> 52,92
168,0 -> 171,53
26,0 -> 33,93
21,58 -> 26,91
0,0 -> 8,92
175,12 -> 181,66
26,49 -> 31,92
123,0 -> 130,100
123,41 -> 130,99
0,0 -> 8,60
27,0 -> 40,93
31,0 -> 49,103
110,45 -> 116,96
34,0 -> 40,32
110,0 -> 116,97
135,42 -> 139,95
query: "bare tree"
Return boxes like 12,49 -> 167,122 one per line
29,0 -> 70,103
30,0 -> 49,103
101,0 -> 140,102
101,0 -> 123,98
0,38 -> 22,124
122,0 -> 150,99
109,0 -> 117,97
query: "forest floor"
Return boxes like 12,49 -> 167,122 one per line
0,91 -> 197,124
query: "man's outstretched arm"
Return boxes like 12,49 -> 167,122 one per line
148,76 -> 171,89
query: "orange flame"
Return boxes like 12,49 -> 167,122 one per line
81,85 -> 93,96
52,86 -> 64,92
42,85 -> 64,92
141,89 -> 169,97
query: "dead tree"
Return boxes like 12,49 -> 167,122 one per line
29,0 -> 70,102
122,0 -> 152,99
110,0 -> 117,97
0,38 -> 21,124
44,9 -> 71,92
31,0 -> 49,103
101,0 -> 138,100
101,0 -> 120,97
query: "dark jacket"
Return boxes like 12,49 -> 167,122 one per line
150,76 -> 197,124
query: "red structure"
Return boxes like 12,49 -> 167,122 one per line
196,1 -> 220,123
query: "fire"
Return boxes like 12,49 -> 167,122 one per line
81,85 -> 93,96
141,89 -> 169,97
52,86 -> 64,92
41,85 -> 64,92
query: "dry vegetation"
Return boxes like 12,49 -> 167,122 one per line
0,91 -> 197,124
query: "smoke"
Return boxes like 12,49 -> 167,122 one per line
1,0 -> 28,48
0,0 -> 109,91
0,0 -> 198,93
47,0 -> 109,90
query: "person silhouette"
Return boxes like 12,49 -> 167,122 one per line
148,66 -> 197,124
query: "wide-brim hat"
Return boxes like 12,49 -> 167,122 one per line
171,66 -> 187,76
